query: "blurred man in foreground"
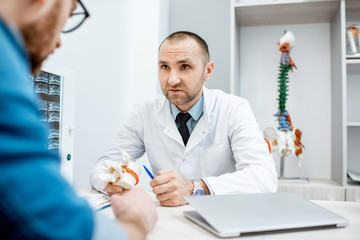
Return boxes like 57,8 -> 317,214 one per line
0,0 -> 157,239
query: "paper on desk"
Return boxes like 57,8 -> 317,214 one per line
78,191 -> 111,210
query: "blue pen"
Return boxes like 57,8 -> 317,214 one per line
98,204 -> 111,211
143,165 -> 155,179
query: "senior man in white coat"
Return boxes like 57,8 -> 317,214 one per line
91,31 -> 278,207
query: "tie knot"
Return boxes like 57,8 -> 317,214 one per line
176,112 -> 191,126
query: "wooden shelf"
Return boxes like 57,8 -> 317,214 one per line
278,178 -> 345,201
277,178 -> 360,201
346,58 -> 360,63
346,182 -> 360,201
234,0 -> 339,26
279,178 -> 342,187
346,59 -> 360,73
347,182 -> 360,188
347,122 -> 360,127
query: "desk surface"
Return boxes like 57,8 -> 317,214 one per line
99,193 -> 360,240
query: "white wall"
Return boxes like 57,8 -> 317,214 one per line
168,0 -> 231,93
239,23 -> 332,179
47,0 -> 169,188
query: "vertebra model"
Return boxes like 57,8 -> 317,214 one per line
264,31 -> 305,167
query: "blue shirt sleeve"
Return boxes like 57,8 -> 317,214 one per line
92,213 -> 128,240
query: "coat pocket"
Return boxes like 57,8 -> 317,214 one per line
200,141 -> 235,176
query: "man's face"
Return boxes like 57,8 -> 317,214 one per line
20,0 -> 76,75
158,38 -> 212,112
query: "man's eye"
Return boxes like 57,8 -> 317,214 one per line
161,65 -> 169,70
182,65 -> 190,70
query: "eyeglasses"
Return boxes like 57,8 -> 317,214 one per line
62,0 -> 90,33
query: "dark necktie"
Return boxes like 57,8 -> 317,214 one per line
176,112 -> 191,146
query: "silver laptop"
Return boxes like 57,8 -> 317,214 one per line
184,192 -> 348,238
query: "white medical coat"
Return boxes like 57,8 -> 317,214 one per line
91,87 -> 278,194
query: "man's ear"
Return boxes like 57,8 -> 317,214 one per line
203,61 -> 214,82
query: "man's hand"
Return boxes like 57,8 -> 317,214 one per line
111,188 -> 158,240
103,183 -> 124,196
150,169 -> 193,207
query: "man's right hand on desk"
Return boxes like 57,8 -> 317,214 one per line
111,188 -> 158,240
150,169 -> 195,207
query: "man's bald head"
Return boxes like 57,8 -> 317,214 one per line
159,31 -> 210,65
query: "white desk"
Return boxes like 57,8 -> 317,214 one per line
98,193 -> 360,240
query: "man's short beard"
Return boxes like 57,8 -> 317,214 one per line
167,93 -> 194,107
165,85 -> 197,108
20,0 -> 61,76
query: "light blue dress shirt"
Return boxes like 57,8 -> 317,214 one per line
170,95 -> 204,134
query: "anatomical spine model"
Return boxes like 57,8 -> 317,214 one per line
264,31 -> 305,167
99,151 -> 141,189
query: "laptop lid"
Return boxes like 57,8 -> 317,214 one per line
184,192 -> 348,238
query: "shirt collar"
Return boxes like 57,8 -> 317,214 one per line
170,95 -> 204,121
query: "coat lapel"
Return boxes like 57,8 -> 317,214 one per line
159,98 -> 184,146
184,113 -> 209,154
185,87 -> 212,154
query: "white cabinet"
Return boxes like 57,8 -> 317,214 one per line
230,0 -> 360,201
